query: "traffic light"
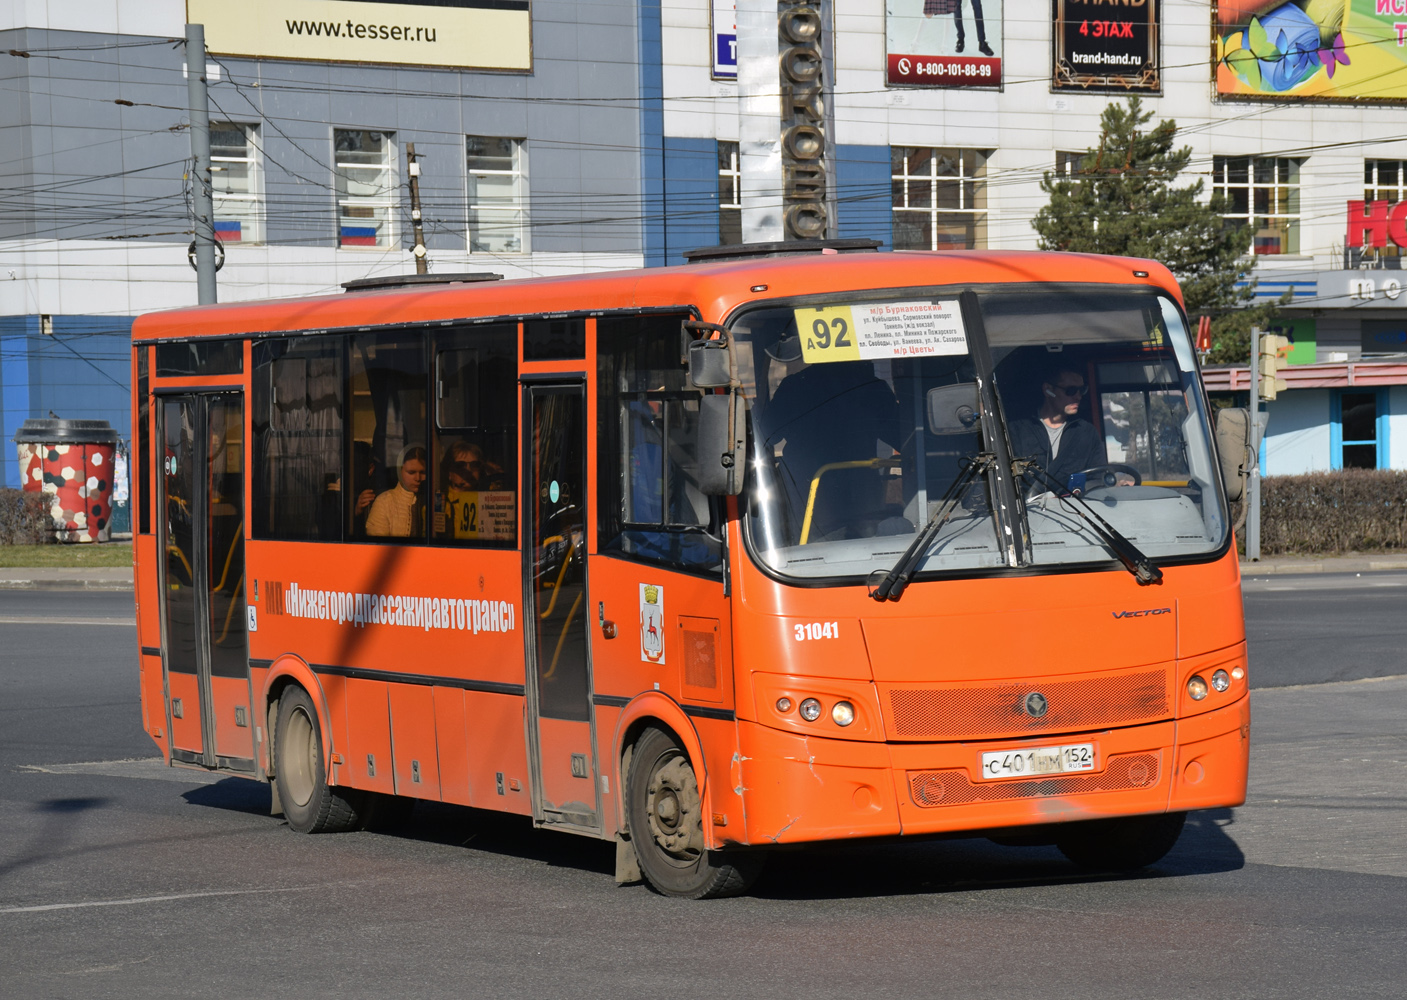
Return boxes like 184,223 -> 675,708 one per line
1258,332 -> 1290,401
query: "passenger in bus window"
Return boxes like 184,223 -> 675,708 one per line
366,445 -> 427,537
349,441 -> 381,537
1007,367 -> 1105,489
762,346 -> 902,540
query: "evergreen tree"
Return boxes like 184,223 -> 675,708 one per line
1033,97 -> 1280,365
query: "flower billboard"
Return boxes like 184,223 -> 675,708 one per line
1216,0 -> 1407,100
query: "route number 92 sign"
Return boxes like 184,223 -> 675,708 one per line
792,299 -> 968,364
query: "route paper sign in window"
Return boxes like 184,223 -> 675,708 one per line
792,300 -> 968,364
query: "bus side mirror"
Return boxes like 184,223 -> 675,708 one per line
688,339 -> 732,388
1215,406 -> 1250,503
698,392 -> 746,495
926,383 -> 981,434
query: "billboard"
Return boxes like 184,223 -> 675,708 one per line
712,0 -> 737,79
187,0 -> 531,71
886,0 -> 1003,88
1216,0 -> 1407,100
1053,0 -> 1160,92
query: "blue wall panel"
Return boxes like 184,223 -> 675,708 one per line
0,314 -> 131,488
639,1 -> 665,267
663,137 -> 719,266
834,144 -> 892,249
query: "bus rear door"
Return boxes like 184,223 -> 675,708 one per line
157,392 -> 253,770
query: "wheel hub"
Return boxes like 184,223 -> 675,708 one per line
646,754 -> 702,860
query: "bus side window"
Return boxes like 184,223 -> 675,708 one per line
431,324 -> 517,548
348,333 -> 429,543
597,313 -> 722,576
251,337 -> 345,541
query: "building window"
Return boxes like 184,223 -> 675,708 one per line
891,147 -> 989,251
467,136 -> 526,254
718,140 -> 741,245
1054,150 -> 1093,177
1333,389 -> 1386,470
1212,156 -> 1301,256
334,129 -> 396,248
210,123 -> 262,244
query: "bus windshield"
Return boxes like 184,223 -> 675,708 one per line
733,285 -> 1227,583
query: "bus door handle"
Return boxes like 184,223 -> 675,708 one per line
598,601 -> 617,639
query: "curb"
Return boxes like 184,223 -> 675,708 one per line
1239,558 -> 1407,576
0,579 -> 134,591
0,568 -> 135,591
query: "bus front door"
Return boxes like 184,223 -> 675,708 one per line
522,382 -> 601,833
157,392 -> 253,770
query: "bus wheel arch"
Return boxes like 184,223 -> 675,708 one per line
260,655 -> 332,781
611,694 -> 710,842
623,725 -> 761,899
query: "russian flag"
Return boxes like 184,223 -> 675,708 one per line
214,220 -> 242,242
1253,229 -> 1282,255
341,226 -> 378,247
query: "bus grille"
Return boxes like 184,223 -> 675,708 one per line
886,668 -> 1168,740
907,752 -> 1161,808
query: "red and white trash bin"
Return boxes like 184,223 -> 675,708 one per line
12,418 -> 121,543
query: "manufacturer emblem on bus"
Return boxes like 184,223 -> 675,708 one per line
1024,692 -> 1049,718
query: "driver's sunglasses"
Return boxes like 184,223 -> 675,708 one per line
1055,384 -> 1088,398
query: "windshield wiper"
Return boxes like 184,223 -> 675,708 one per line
868,453 -> 995,603
1013,460 -> 1163,586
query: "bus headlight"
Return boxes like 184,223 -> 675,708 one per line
799,698 -> 822,722
1211,669 -> 1231,693
1187,675 -> 1209,701
831,701 -> 855,727
775,697 -> 793,713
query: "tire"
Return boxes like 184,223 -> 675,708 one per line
360,792 -> 416,832
1055,811 -> 1187,872
626,727 -> 762,899
274,685 -> 364,834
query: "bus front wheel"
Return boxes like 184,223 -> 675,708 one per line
274,686 -> 364,834
626,727 -> 761,899
1055,811 -> 1187,872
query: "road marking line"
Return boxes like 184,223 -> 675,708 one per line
0,886 -> 317,914
17,758 -> 224,785
1254,672 -> 1407,694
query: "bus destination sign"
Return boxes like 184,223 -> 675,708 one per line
793,300 -> 968,364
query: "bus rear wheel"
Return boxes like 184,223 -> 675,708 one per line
626,727 -> 761,899
274,686 -> 364,834
1055,811 -> 1187,872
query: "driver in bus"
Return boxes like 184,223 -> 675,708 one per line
1007,367 -> 1104,490
761,334 -> 902,541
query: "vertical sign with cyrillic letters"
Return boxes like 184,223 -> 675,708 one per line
779,2 -> 828,240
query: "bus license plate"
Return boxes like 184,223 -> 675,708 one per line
979,743 -> 1095,780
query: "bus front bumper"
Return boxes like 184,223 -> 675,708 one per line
730,694 -> 1249,847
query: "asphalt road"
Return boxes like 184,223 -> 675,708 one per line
1,581 -> 1405,998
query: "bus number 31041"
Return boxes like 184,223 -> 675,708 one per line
795,621 -> 840,641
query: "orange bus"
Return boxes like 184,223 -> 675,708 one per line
131,244 -> 1249,898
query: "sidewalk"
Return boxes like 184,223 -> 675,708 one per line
0,567 -> 134,590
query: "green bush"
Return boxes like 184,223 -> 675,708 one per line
1259,469 -> 1407,555
0,488 -> 52,545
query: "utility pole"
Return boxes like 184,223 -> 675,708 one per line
406,143 -> 428,274
1247,326 -> 1263,561
186,23 -> 217,304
